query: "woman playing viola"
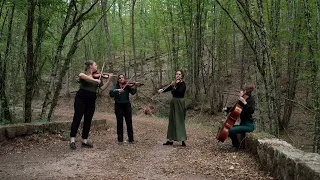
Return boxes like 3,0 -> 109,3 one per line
109,74 -> 137,144
70,60 -> 113,150
158,70 -> 187,146
226,84 -> 255,150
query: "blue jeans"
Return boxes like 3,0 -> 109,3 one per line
228,120 -> 254,147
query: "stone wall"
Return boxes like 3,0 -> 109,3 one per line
0,119 -> 106,142
247,133 -> 320,180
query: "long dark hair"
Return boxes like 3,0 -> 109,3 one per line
177,69 -> 184,78
117,74 -> 125,86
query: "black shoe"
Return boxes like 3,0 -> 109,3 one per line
163,141 -> 173,145
81,142 -> 94,148
232,143 -> 239,148
129,141 -> 135,144
182,141 -> 186,147
70,142 -> 76,150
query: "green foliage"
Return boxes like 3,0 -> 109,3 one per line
37,130 -> 44,137
35,118 -> 49,123
0,120 -> 10,125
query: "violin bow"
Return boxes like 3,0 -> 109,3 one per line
98,62 -> 106,81
121,74 -> 135,90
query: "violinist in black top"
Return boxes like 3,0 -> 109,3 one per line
225,84 -> 255,150
158,70 -> 187,146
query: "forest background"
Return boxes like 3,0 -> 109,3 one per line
0,0 -> 320,154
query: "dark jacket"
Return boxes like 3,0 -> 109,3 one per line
239,95 -> 255,121
225,95 -> 255,122
163,81 -> 186,98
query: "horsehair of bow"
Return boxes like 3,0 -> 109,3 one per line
121,74 -> 135,90
98,62 -> 106,81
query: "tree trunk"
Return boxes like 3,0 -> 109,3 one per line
302,0 -> 320,153
118,0 -> 126,76
25,0 -> 36,123
192,0 -> 202,104
101,0 -> 113,72
0,4 -> 14,122
209,1 -> 217,114
47,23 -> 82,120
41,0 -> 99,120
131,0 -> 137,80
40,1 -> 74,120
282,0 -> 302,130
257,0 -> 278,135
139,3 -> 145,76
269,0 -> 282,131
168,1 -> 178,72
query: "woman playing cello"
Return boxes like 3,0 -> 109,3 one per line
224,84 -> 256,150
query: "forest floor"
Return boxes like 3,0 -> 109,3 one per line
0,100 -> 274,180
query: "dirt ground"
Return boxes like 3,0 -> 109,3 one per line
0,106 -> 274,180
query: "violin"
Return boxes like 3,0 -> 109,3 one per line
92,72 -> 114,79
120,81 -> 144,88
171,79 -> 182,88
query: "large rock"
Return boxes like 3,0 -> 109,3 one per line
43,121 -> 72,134
0,119 -> 107,139
247,133 -> 320,180
24,123 -> 45,135
5,124 -> 28,138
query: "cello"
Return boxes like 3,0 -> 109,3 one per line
216,90 -> 250,142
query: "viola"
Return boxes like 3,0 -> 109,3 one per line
216,92 -> 249,142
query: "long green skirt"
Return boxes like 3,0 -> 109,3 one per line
167,97 -> 187,141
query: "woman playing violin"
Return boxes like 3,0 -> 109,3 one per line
70,60 -> 113,150
225,84 -> 255,150
109,74 -> 137,144
158,70 -> 187,146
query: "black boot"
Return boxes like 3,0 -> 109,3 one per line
163,141 -> 173,145
182,141 -> 186,147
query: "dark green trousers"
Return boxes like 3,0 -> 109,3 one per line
228,120 -> 254,147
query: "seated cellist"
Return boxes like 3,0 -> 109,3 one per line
224,84 -> 256,150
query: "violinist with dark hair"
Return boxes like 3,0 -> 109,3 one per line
70,60 -> 113,150
109,74 -> 137,144
224,84 -> 256,150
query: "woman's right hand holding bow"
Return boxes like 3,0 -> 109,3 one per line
158,89 -> 164,93
114,88 -> 124,93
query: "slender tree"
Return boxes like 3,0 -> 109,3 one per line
25,0 -> 36,123
101,0 -> 113,72
131,0 -> 137,80
0,3 -> 14,122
